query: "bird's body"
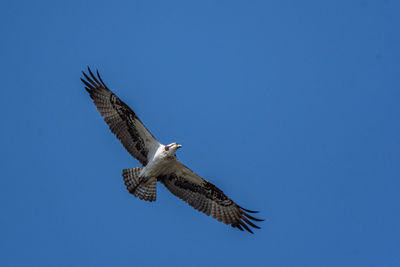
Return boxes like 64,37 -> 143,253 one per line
81,68 -> 263,233
140,145 -> 169,180
142,143 -> 180,178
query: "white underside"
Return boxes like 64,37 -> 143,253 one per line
140,144 -> 204,185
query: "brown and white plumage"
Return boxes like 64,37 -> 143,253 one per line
82,68 -> 159,165
82,67 -> 263,233
159,161 -> 263,233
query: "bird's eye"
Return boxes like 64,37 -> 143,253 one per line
164,146 -> 170,151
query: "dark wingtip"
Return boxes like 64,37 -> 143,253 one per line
235,224 -> 244,231
237,205 -> 259,213
96,69 -> 106,86
241,214 -> 261,229
81,78 -> 94,91
239,221 -> 254,234
242,212 -> 264,222
233,205 -> 263,233
87,67 -> 101,85
87,66 -> 93,76
82,67 -> 107,89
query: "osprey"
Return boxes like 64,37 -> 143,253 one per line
81,68 -> 263,233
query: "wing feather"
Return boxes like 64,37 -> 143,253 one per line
158,161 -> 263,233
82,67 -> 160,165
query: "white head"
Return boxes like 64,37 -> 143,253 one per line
164,142 -> 182,156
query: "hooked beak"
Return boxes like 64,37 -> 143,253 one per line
177,144 -> 182,148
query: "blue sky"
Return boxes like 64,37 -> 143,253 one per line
1,0 -> 399,266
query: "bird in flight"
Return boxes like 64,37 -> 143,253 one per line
81,67 -> 263,233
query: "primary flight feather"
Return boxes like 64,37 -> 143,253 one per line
82,67 -> 263,233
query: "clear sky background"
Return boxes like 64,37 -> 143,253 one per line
1,0 -> 399,266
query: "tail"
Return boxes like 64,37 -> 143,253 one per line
122,167 -> 157,202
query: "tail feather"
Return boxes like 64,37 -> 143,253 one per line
122,167 -> 157,202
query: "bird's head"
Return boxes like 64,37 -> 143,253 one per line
164,142 -> 182,156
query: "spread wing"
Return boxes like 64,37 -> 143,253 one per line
82,67 -> 160,165
158,161 -> 263,233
